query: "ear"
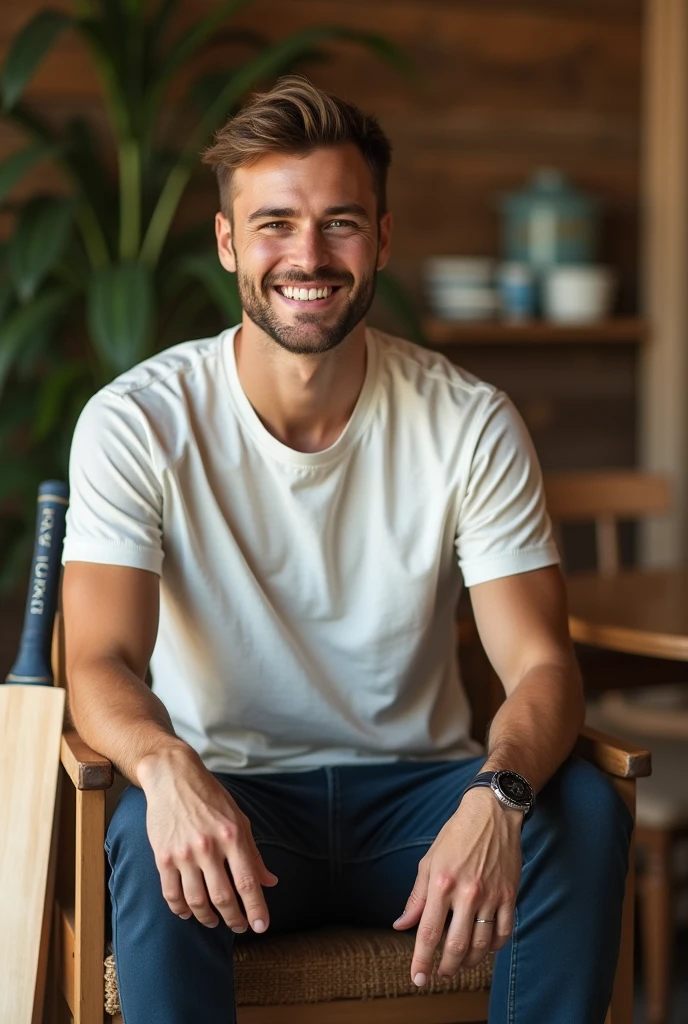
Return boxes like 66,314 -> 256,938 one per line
376,210 -> 393,271
216,212 -> 237,273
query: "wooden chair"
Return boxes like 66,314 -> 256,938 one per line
545,468 -> 687,1024
47,609 -> 650,1024
544,470 -> 672,576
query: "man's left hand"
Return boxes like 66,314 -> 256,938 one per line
392,786 -> 523,986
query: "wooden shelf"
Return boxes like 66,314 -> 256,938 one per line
423,317 -> 647,346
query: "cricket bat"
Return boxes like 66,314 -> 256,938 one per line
0,480 -> 69,1024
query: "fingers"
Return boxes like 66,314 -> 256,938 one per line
200,856 -> 250,931
155,817 -> 277,932
178,860 -> 220,928
490,900 -> 515,953
245,827 -> 279,888
158,857 -> 192,920
452,907 -> 495,972
438,896 -> 515,977
409,869 -> 456,986
392,885 -> 426,930
412,882 -> 516,984
392,859 -> 429,931
218,815 -> 276,937
435,897 -> 487,978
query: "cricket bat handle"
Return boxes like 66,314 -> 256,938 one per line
5,480 -> 69,685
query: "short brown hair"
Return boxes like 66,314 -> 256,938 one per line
202,75 -> 392,216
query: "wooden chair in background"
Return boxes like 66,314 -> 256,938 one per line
48,608 -> 649,1024
544,470 -> 672,576
545,468 -> 688,1024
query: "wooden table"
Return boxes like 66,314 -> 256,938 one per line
566,568 -> 688,662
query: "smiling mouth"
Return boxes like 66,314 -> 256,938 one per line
274,285 -> 341,303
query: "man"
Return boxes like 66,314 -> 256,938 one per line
61,76 -> 632,1024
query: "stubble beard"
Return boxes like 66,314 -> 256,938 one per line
236,260 -> 377,356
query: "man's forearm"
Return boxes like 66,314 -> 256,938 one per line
68,657 -> 195,786
481,659 -> 585,793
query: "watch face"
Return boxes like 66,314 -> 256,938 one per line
497,772 -> 530,804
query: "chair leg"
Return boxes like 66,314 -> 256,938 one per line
73,787 -> 106,1024
605,777 -> 636,1024
637,827 -> 674,1024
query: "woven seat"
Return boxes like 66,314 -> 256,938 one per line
103,926 -> 494,1016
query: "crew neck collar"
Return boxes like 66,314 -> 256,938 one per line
221,324 -> 380,467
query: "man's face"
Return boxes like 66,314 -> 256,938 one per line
215,143 -> 392,355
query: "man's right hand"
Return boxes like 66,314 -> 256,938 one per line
137,743 -> 278,932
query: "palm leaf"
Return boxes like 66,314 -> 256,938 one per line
75,17 -> 131,136
171,249 -> 241,325
7,195 -> 76,301
63,117 -> 117,237
32,360 -> 91,441
161,220 -> 217,259
6,104 -> 111,226
147,0 -> 179,57
0,287 -> 72,399
14,321 -> 57,378
87,261 -> 155,372
142,0 -> 252,135
2,105 -> 112,265
0,10 -> 73,112
0,142 -> 57,205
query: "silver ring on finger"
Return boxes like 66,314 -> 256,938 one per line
474,916 -> 496,925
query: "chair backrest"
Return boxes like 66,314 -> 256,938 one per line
544,470 -> 672,575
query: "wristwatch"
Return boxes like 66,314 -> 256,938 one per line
464,769 -> 535,821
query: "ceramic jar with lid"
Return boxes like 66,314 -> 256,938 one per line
500,168 -> 599,269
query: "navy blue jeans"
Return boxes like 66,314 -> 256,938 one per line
106,755 -> 633,1023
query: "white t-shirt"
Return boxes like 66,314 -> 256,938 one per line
62,326 -> 559,773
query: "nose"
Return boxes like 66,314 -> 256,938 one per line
287,223 -> 330,275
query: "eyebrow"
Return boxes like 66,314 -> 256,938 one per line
323,204 -> 369,219
247,203 -> 370,223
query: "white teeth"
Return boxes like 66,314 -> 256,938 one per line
280,285 -> 333,300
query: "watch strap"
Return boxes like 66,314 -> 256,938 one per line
464,770 -> 535,820
471,771 -> 498,787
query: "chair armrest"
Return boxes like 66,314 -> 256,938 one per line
61,728 -> 114,791
574,724 -> 651,779
59,719 -> 651,789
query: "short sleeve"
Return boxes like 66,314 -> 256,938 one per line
61,390 -> 164,575
456,390 -> 559,587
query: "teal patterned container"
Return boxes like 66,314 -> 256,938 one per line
500,169 -> 599,269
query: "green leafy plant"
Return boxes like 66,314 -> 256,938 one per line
0,0 -> 419,594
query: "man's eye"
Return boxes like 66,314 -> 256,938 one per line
261,221 -> 289,230
326,220 -> 356,229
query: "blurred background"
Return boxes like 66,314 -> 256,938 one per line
1,2 -> 687,1021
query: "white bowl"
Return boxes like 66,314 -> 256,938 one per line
429,286 -> 500,321
424,257 -> 495,286
543,265 -> 616,323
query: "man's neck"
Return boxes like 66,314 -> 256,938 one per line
234,318 -> 368,453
